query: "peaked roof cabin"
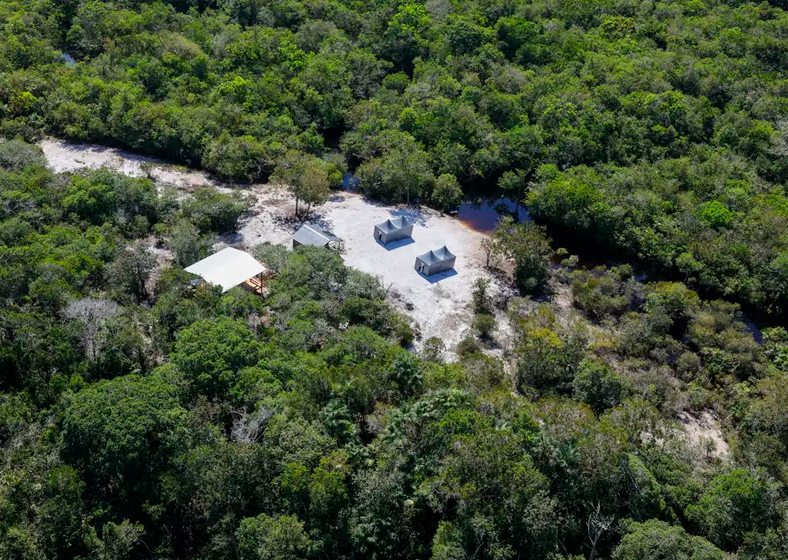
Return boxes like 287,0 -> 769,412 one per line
292,224 -> 341,249
414,246 -> 456,277
184,247 -> 267,293
374,216 -> 414,245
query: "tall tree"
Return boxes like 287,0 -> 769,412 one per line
272,151 -> 339,217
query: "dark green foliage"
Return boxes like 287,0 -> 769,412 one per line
107,242 -> 156,302
431,173 -> 463,212
494,217 -> 553,294
167,218 -> 212,267
686,468 -> 782,550
572,359 -> 629,414
473,313 -> 496,340
237,513 -> 310,560
201,133 -> 278,183
181,187 -> 249,234
571,266 -> 637,320
60,373 -> 187,506
171,317 -> 263,400
512,307 -> 587,396
63,169 -> 159,233
0,139 -> 46,171
614,519 -> 726,560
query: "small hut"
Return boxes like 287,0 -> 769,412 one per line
292,224 -> 341,249
374,216 -> 414,245
415,246 -> 456,277
185,247 -> 268,294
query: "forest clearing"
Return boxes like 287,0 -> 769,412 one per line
40,138 -> 512,351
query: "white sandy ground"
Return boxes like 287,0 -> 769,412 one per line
40,139 -> 219,191
39,139 -> 514,354
678,411 -> 730,460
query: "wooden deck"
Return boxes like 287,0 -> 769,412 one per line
243,275 -> 267,296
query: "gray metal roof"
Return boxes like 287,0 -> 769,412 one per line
293,224 -> 340,246
417,245 -> 455,265
376,216 -> 411,233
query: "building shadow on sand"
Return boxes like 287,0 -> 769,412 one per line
416,268 -> 458,284
376,237 -> 416,251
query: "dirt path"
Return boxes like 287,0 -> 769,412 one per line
39,138 -> 514,354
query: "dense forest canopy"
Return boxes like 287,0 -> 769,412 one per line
4,0 -> 788,558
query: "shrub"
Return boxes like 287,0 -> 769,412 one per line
572,359 -> 629,414
431,173 -> 463,212
0,138 -> 46,170
181,187 -> 250,233
473,313 -> 497,340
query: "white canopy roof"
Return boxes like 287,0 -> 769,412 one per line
184,247 -> 266,293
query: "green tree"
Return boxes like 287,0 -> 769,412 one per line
0,138 -> 47,170
272,151 -> 339,217
107,242 -> 156,302
613,519 -> 725,560
513,306 -> 587,395
498,169 -> 528,211
686,468 -> 782,550
356,147 -> 434,203
171,317 -> 263,400
572,359 -> 629,414
495,217 -> 553,294
182,187 -> 250,233
60,374 -> 187,506
698,201 -> 733,229
63,170 -> 159,229
237,512 -> 310,560
202,133 -> 277,183
168,219 -> 211,268
431,173 -> 463,213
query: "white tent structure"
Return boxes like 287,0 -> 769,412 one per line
184,247 -> 267,293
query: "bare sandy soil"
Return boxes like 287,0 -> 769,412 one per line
39,139 -> 513,353
40,139 -> 220,191
678,411 -> 730,460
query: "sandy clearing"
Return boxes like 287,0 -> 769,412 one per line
39,139 -> 513,354
40,139 -> 220,192
678,411 -> 730,461
235,190 -> 514,352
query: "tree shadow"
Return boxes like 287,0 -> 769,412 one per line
221,231 -> 244,245
391,206 -> 429,227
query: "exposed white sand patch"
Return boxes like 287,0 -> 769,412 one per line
39,138 -> 219,192
39,139 -> 514,355
678,411 -> 730,460
145,239 -> 175,293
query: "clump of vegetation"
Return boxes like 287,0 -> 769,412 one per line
181,187 -> 250,233
271,150 -> 342,217
486,217 -> 553,294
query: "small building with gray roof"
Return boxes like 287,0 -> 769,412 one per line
414,246 -> 456,277
292,224 -> 341,249
373,216 -> 414,245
